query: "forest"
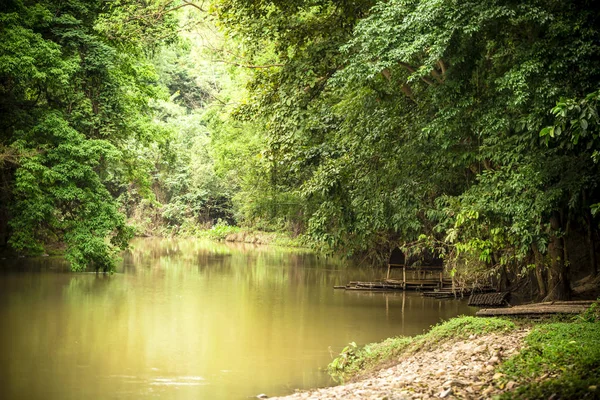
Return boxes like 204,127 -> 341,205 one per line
1,0 -> 599,301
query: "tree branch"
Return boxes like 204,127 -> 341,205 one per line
438,59 -> 447,76
166,0 -> 206,13
430,69 -> 444,84
215,60 -> 284,69
398,62 -> 435,86
401,83 -> 418,104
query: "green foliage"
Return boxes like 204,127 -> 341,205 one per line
498,319 -> 600,399
0,0 -> 179,271
206,0 -> 600,297
4,0 -> 600,280
8,113 -> 133,271
577,300 -> 600,323
328,316 -> 515,382
199,220 -> 241,240
328,337 -> 411,381
419,316 -> 516,345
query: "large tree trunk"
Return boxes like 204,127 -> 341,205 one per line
544,212 -> 571,301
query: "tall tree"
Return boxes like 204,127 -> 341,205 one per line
0,0 -> 178,271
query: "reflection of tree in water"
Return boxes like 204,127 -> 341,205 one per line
63,274 -> 128,308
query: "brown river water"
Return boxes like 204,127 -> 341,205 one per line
0,238 -> 475,399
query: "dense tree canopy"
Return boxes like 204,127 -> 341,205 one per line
208,0 -> 600,299
1,0 -> 599,298
0,0 -> 178,270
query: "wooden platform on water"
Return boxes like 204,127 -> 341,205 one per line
476,300 -> 596,317
335,279 -> 456,292
420,285 -> 496,299
334,248 -> 501,297
468,291 -> 510,306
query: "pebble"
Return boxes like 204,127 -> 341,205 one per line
473,344 -> 487,354
481,386 -> 494,396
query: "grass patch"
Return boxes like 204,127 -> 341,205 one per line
328,316 -> 516,382
497,303 -> 600,399
197,222 -> 242,240
195,222 -> 306,247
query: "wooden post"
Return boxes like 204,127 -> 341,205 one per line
387,264 -> 391,280
403,266 -> 406,288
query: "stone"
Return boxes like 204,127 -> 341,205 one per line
473,344 -> 487,354
488,356 -> 499,365
256,394 -> 269,399
506,381 -> 517,390
442,379 -> 468,389
492,373 -> 504,380
439,388 -> 453,398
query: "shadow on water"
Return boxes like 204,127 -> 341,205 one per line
0,238 -> 475,400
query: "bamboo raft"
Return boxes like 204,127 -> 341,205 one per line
476,300 -> 596,317
334,248 -> 502,297
335,279 -> 454,291
420,285 -> 496,299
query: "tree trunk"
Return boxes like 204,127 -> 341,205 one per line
498,265 -> 510,292
544,212 -> 571,301
588,215 -> 598,276
532,246 -> 547,300
583,192 -> 598,275
561,209 -> 571,290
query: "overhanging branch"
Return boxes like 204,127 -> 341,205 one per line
215,60 -> 284,69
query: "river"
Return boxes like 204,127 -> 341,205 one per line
0,238 -> 475,399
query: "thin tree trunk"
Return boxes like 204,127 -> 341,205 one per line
498,265 -> 509,292
583,192 -> 598,275
532,246 -> 547,300
561,209 -> 571,291
544,212 -> 571,301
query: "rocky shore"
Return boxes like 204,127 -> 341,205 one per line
272,329 -> 529,400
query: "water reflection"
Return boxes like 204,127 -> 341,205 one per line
0,238 -> 475,399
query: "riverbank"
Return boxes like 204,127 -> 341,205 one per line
273,305 -> 600,400
131,219 -> 306,248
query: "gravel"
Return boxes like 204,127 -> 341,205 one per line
269,329 -> 528,400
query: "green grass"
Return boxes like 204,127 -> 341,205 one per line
327,316 -> 516,382
194,222 -> 306,247
327,304 -> 600,398
497,304 -> 600,400
159,220 -> 306,247
196,222 -> 242,240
